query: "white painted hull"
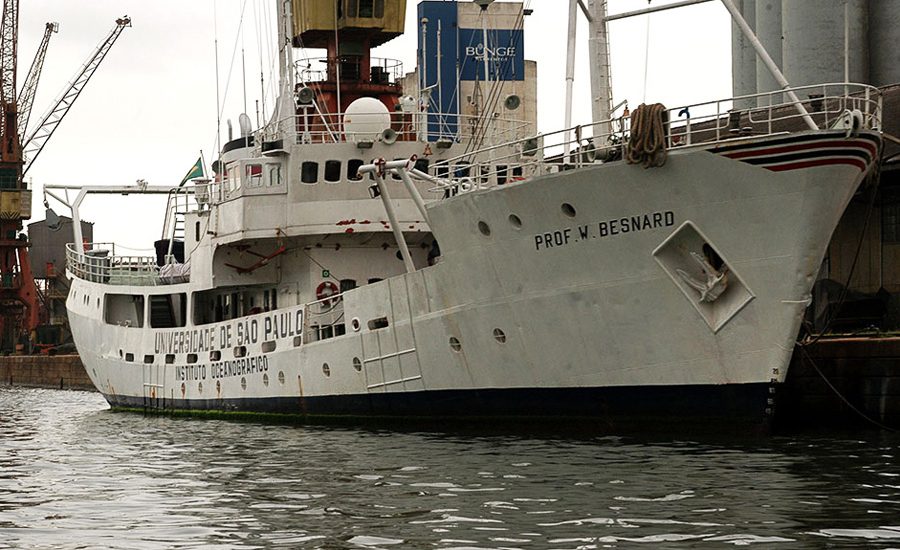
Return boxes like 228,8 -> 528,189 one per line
68,131 -> 878,426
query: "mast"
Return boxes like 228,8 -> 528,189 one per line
564,0 -> 577,156
587,0 -> 613,134
274,0 -> 295,139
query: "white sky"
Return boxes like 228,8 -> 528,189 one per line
19,0 -> 731,248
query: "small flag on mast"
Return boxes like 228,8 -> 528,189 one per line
179,157 -> 204,187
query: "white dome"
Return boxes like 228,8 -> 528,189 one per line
343,97 -> 391,142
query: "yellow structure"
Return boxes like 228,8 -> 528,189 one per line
292,0 -> 407,48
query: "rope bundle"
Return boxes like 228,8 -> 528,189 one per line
626,103 -> 668,168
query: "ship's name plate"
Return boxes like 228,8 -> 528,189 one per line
154,307 -> 303,355
533,210 -> 675,251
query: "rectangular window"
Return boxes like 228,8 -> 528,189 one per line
496,164 -> 508,185
245,163 -> 263,187
325,160 -> 342,182
104,294 -> 144,327
267,164 -> 282,187
149,294 -> 188,328
301,161 -> 319,184
414,158 -> 430,174
359,0 -> 374,17
347,159 -> 364,181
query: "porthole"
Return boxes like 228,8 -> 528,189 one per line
210,350 -> 221,361
263,373 -> 269,386
353,357 -> 362,372
493,328 -> 507,343
96,298 -> 100,308
561,203 -> 576,217
216,380 -> 221,393
350,317 -> 361,332
240,377 -> 247,390
198,381 -> 203,394
508,214 -> 522,229
278,371 -> 285,385
234,345 -> 247,358
181,382 -> 186,394
477,221 -> 491,237
262,341 -> 276,353
322,363 -> 331,377
143,354 -> 154,364
165,354 -> 175,364
449,337 -> 462,352
293,336 -> 302,347
187,353 -> 198,364
125,352 -> 134,362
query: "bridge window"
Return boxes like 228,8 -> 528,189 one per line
324,160 -> 342,183
301,161 -> 318,184
267,164 -> 283,187
347,159 -> 364,181
414,158 -> 430,174
245,163 -> 263,187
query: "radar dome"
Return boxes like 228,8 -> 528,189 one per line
343,98 -> 391,142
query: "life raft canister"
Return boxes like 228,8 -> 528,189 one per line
315,280 -> 339,306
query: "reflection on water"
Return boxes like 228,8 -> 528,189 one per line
1,387 -> 899,548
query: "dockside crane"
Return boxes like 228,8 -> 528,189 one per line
23,16 -> 131,174
0,0 -> 130,352
18,21 -> 57,139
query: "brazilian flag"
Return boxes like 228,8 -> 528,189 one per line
179,157 -> 204,187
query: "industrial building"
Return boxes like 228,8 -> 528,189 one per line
731,0 -> 900,332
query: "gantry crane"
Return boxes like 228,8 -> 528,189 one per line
0,0 -> 130,351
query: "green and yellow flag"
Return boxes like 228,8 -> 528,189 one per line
179,157 -> 204,187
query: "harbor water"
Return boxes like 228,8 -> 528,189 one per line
1,387 -> 899,549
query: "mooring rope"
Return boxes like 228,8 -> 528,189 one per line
626,103 -> 668,168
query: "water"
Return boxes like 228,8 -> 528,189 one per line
1,387 -> 899,549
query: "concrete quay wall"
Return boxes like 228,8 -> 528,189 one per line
783,338 -> 900,429
0,355 -> 96,391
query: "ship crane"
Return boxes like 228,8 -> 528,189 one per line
0,0 -> 129,352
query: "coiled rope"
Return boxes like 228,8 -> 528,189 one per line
626,103 -> 668,168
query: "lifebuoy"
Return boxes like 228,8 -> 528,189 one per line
315,281 -> 340,306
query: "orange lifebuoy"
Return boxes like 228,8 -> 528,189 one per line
315,281 -> 340,306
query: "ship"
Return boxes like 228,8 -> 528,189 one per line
47,0 -> 883,430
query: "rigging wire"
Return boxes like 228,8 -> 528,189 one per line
642,0 -> 651,104
208,0 -> 251,158
213,0 -> 222,156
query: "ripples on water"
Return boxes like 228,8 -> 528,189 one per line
1,387 -> 899,549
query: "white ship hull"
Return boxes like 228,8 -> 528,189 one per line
67,131 -> 879,429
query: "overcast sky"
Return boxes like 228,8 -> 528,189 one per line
19,0 -> 731,248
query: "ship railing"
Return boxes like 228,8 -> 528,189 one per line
258,110 -> 533,147
422,83 -> 883,196
295,56 -> 405,87
66,242 -> 160,286
302,292 -> 346,344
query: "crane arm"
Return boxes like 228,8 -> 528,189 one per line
23,16 -> 131,175
0,0 -> 18,105
17,21 -> 58,141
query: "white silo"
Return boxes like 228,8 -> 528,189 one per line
754,0 -> 782,106
869,0 -> 900,86
781,0 -> 868,91
731,0 -> 757,109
